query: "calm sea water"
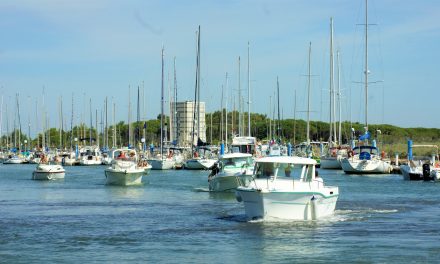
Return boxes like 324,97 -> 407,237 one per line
1,163 -> 440,263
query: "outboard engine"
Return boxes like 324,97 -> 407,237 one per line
422,163 -> 433,181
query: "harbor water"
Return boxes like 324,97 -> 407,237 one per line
1,164 -> 440,263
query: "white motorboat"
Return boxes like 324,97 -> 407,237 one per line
32,164 -> 65,180
3,155 -> 25,164
236,156 -> 339,221
148,155 -> 175,170
79,146 -> 102,165
105,149 -> 145,186
400,160 -> 424,181
101,149 -> 114,165
320,146 -> 350,170
208,153 -> 254,192
185,157 -> 216,170
341,146 -> 391,174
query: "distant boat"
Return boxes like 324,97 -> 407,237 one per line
3,155 -> 25,164
79,146 -> 102,166
321,146 -> 350,169
400,160 -> 424,181
208,153 -> 253,192
32,164 -> 65,180
147,47 -> 175,170
341,0 -> 390,174
185,146 -> 217,170
236,156 -> 339,220
104,149 -> 145,186
341,146 -> 391,174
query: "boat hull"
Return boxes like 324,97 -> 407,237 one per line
3,158 -> 25,164
341,158 -> 391,174
105,169 -> 144,186
148,159 -> 175,170
185,159 -> 216,170
236,189 -> 338,220
320,157 -> 342,169
32,165 -> 65,180
209,174 -> 252,192
80,159 -> 102,166
400,165 -> 423,181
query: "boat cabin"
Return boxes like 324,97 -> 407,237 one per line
219,153 -> 253,170
230,136 -> 257,155
253,156 -> 317,182
352,146 -> 378,160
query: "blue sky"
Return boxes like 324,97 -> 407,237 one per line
1,0 -> 439,137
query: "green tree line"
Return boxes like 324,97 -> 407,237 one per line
2,111 -> 440,154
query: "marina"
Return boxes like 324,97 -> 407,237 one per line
1,0 -> 440,262
1,164 -> 440,263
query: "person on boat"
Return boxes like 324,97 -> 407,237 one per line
117,151 -> 126,159
284,165 -> 292,177
40,154 -> 48,164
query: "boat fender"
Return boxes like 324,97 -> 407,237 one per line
235,192 -> 242,202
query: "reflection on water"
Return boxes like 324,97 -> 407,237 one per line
105,185 -> 146,199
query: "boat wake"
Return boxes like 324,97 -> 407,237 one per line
334,208 -> 399,222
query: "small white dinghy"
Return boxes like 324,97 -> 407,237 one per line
32,164 -> 66,180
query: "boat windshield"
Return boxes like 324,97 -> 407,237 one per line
222,157 -> 252,168
353,146 -> 378,155
254,162 -> 304,179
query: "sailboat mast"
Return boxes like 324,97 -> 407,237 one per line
238,56 -> 242,137
293,89 -> 297,145
277,76 -> 280,139
137,86 -> 141,146
307,42 -> 312,144
16,94 -> 21,151
247,42 -> 251,137
112,100 -> 116,148
269,96 -> 272,140
59,96 -> 63,149
105,96 -> 108,149
89,98 -> 92,146
128,85 -> 132,147
161,46 -> 165,158
191,28 -> 200,154
225,72 -> 228,144
337,50 -> 342,144
173,57 -> 178,145
329,17 -> 335,145
365,0 -> 369,129
197,26 -> 201,145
